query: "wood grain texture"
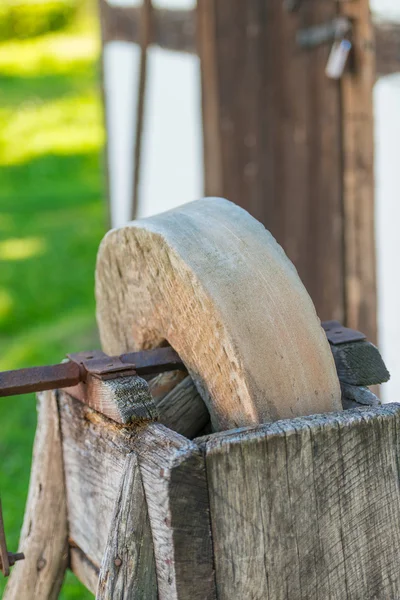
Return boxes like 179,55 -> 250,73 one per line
4,391 -> 68,600
155,375 -> 210,439
147,370 -> 187,401
64,374 -> 157,424
198,0 -> 344,325
133,423 -> 216,600
97,453 -> 158,599
340,382 -> 380,410
59,391 -> 138,568
340,0 -> 377,343
200,404 -> 400,600
375,20 -> 400,77
330,340 -> 390,386
98,3 -> 400,78
96,198 -> 341,431
99,0 -> 195,52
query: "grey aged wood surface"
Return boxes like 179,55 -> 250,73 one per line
4,391 -> 68,600
155,375 -> 210,438
133,423 -> 216,600
199,404 -> 400,600
96,453 -> 158,599
340,382 -> 380,410
60,392 -> 215,598
330,340 -> 390,386
59,391 -> 137,569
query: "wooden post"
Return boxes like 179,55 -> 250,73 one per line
198,0 -> 377,341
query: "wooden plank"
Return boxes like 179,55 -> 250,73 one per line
375,20 -> 400,77
340,0 -> 377,343
4,392 -> 68,600
63,373 -> 157,424
97,453 -> 158,599
70,547 -> 99,595
198,0 -> 345,325
340,382 -> 379,409
330,340 -> 390,386
200,404 -> 400,599
133,423 -> 216,600
155,375 -> 210,439
98,0 -> 195,53
98,3 -> 400,79
59,391 -> 136,568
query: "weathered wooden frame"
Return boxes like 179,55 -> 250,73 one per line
4,329 -> 393,598
5,385 -> 400,599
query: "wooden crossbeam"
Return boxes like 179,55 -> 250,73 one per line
99,0 -> 195,54
99,3 -> 399,78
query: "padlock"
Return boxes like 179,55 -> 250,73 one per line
325,38 -> 352,79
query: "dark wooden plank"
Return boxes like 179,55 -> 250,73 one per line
330,340 -> 390,386
98,3 -> 400,79
200,404 -> 400,599
98,0 -> 195,52
340,382 -> 380,409
340,0 -> 377,342
375,20 -> 400,77
198,0 -> 345,324
97,453 -> 158,599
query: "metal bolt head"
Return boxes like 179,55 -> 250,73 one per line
114,557 -> 122,567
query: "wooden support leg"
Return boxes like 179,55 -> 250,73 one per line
4,391 -> 68,600
97,452 -> 158,599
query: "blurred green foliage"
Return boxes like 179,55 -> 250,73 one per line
0,1 -> 103,598
0,1 -> 79,41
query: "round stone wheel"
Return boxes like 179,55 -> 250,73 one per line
96,198 -> 341,431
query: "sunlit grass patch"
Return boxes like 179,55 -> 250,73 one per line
0,31 -> 99,78
0,92 -> 104,165
0,2 -> 102,598
0,236 -> 46,261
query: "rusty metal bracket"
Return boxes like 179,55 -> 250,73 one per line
0,499 -> 24,577
67,350 -> 137,382
322,320 -> 366,345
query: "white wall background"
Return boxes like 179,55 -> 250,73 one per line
104,0 -> 400,402
372,0 -> 400,401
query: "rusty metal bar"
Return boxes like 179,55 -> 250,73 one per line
0,347 -> 185,398
0,361 -> 81,398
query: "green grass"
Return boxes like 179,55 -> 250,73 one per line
0,3 -> 104,597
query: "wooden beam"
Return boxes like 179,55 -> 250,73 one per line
4,392 -> 68,600
99,0 -> 195,53
375,20 -> 400,77
340,0 -> 377,341
198,0 -> 346,327
98,3 -> 400,77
